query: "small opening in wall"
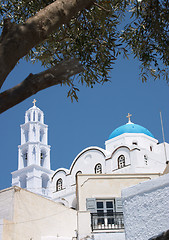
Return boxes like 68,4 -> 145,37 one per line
118,155 -> 125,169
33,111 -> 35,121
23,153 -> 28,167
38,113 -> 41,122
144,155 -> 148,165
40,152 -> 45,167
150,146 -> 153,151
56,178 -> 63,191
28,113 -> 31,122
132,142 -> 138,145
95,163 -> 102,174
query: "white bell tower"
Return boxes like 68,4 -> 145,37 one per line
12,100 -> 54,198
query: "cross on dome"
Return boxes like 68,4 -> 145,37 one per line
33,99 -> 37,107
126,113 -> 132,124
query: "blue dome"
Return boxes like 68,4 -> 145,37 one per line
108,123 -> 154,139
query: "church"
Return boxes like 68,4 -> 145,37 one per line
0,101 -> 168,240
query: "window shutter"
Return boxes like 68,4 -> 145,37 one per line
115,198 -> 123,213
86,198 -> 96,213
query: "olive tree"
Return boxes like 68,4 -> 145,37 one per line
0,0 -> 168,113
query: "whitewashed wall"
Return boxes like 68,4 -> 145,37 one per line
1,187 -> 77,240
0,188 -> 14,221
122,173 -> 169,240
0,219 -> 3,240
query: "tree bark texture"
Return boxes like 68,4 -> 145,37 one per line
0,59 -> 84,113
0,0 -> 94,88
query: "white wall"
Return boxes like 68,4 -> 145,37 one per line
122,173 -> 169,240
0,219 -> 3,240
0,188 -> 14,221
77,174 -> 159,212
1,187 -> 77,240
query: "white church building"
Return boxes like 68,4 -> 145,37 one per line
4,101 -> 168,240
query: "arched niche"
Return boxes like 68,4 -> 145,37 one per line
41,174 -> 49,189
40,149 -> 46,167
20,174 -> 27,188
38,113 -> 41,122
40,129 -> 44,143
24,130 -> 29,142
22,150 -> 28,167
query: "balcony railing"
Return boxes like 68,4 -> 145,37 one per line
91,212 -> 124,231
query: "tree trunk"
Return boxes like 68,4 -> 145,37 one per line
0,0 -> 94,89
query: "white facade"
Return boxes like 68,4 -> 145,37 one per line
51,130 -> 168,208
10,103 -> 169,240
11,103 -> 169,205
121,173 -> 169,240
0,187 -> 77,240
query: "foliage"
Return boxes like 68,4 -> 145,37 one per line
0,0 -> 169,101
121,0 -> 169,83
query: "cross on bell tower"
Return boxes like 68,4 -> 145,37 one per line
33,99 -> 37,107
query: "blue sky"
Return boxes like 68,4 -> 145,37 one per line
1,55 -> 169,190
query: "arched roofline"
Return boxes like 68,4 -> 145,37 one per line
52,168 -> 69,180
108,145 -> 140,159
26,106 -> 42,112
69,146 -> 106,175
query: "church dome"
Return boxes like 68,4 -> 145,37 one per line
108,122 -> 154,140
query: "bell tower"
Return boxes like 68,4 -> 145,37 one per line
12,100 -> 54,198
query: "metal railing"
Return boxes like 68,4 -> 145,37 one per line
91,212 -> 124,231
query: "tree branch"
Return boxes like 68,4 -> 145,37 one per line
0,0 -> 94,89
0,59 -> 84,114
93,2 -> 110,12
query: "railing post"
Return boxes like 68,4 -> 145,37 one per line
91,213 -> 93,231
90,212 -> 124,231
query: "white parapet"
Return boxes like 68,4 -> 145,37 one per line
122,173 -> 169,240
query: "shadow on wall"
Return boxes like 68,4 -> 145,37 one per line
149,230 -> 169,240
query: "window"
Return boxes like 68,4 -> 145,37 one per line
40,152 -> 45,167
86,198 -> 124,230
118,155 -> 125,169
95,164 -> 102,174
150,146 -> 153,151
97,200 -> 114,224
33,111 -> 35,121
56,178 -> 63,191
23,153 -> 28,167
132,141 -> 137,145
